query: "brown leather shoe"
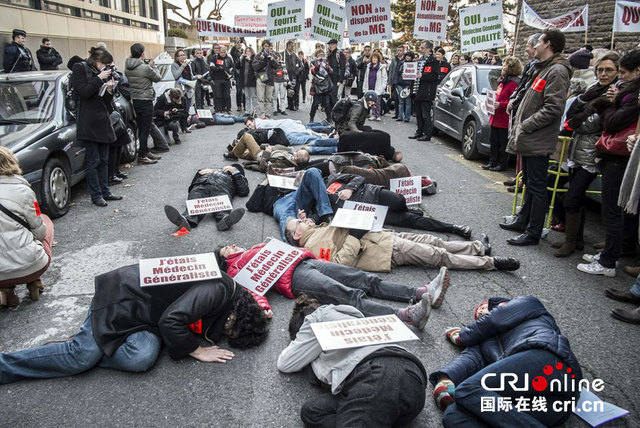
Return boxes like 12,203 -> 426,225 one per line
137,156 -> 158,165
0,288 -> 20,308
611,306 -> 640,324
146,152 -> 162,160
27,280 -> 45,301
624,265 -> 640,277
605,287 -> 640,304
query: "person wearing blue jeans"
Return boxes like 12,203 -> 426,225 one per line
0,264 -> 269,384
212,113 -> 247,125
273,168 -> 334,240
606,274 -> 640,323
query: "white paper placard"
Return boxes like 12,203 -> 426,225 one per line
139,252 -> 221,287
186,194 -> 233,216
267,0 -> 305,42
485,90 -> 496,115
413,0 -> 449,41
310,314 -> 419,351
197,109 -> 213,118
401,62 -> 418,80
267,174 -> 298,190
345,0 -> 393,44
459,1 -> 504,53
234,239 -> 306,296
330,208 -> 375,230
234,14 -> 268,29
390,176 -> 422,206
573,388 -> 629,427
342,201 -> 388,232
310,0 -> 346,43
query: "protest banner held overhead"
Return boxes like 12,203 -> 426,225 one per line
267,0 -> 305,42
234,14 -> 268,29
520,1 -> 588,33
139,253 -> 221,287
345,0 -> 392,44
196,18 -> 266,37
311,0 -> 346,43
459,1 -> 504,53
413,0 -> 449,41
614,0 -> 640,33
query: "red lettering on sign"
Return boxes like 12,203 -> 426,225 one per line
189,319 -> 202,334
33,201 -> 41,216
531,77 -> 547,92
327,182 -> 342,194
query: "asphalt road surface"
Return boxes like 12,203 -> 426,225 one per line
1,102 -> 638,427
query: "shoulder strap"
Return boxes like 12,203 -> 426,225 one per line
0,201 -> 31,230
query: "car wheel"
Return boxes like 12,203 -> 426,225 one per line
461,119 -> 480,160
120,124 -> 139,163
41,157 -> 70,218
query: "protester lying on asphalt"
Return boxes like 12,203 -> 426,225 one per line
0,265 -> 269,384
277,295 -> 428,427
163,164 -> 248,232
285,217 -> 520,272
218,244 -> 450,328
243,115 -> 338,151
430,296 -> 581,427
223,134 -> 310,169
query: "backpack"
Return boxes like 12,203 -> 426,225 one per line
331,98 -> 354,123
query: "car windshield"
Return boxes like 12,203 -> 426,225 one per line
0,80 -> 56,123
476,68 -> 502,94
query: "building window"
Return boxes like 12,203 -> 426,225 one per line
120,0 -> 129,12
148,0 -> 157,20
130,0 -> 145,16
43,0 -> 80,15
111,15 -> 130,25
83,9 -> 109,21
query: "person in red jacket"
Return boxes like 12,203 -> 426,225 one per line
483,57 -> 523,171
218,243 -> 451,330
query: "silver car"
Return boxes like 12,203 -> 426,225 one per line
433,64 -> 502,159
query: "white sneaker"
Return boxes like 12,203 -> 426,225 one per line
577,261 -> 616,277
582,253 -> 601,263
427,267 -> 450,309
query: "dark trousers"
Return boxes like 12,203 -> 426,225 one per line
300,80 -> 307,102
310,94 -> 332,122
132,99 -> 153,158
195,82 -> 206,109
107,145 -> 122,178
330,81 -> 339,108
489,125 -> 509,167
214,79 -> 232,112
391,84 -> 398,117
236,85 -> 244,110
564,167 -> 598,214
516,155 -> 549,238
600,156 -> 630,267
415,100 -> 433,137
85,141 -> 110,201
290,79 -> 302,109
290,259 -> 415,317
301,353 -> 426,428
443,349 -> 577,428
356,79 -> 364,99
164,121 -> 180,143
183,186 -> 230,227
376,190 -> 455,233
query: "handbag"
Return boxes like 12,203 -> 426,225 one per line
109,110 -> 127,137
258,72 -> 269,83
595,122 -> 636,156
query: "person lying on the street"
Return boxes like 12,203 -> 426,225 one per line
0,264 -> 269,384
334,91 -> 377,134
244,115 -> 334,136
224,133 -> 310,171
218,244 -> 451,329
337,128 -> 403,162
164,164 -> 248,232
244,115 -> 339,150
285,217 -> 520,272
277,295 -> 428,427
431,296 -> 582,428
323,172 -> 471,238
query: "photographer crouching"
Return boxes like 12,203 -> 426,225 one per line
154,89 -> 188,145
71,46 -> 123,207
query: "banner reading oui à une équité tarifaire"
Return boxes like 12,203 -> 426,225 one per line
267,0 -> 305,41
310,0 -> 346,43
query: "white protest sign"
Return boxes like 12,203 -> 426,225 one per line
573,388 -> 629,427
413,0 -> 449,41
485,90 -> 496,115
234,239 -> 305,296
390,176 -> 422,206
401,62 -> 418,80
311,0 -> 346,43
345,0 -> 392,44
310,314 -> 419,351
521,1 -> 588,33
267,0 -> 305,42
330,208 -> 375,231
459,1 -> 504,54
234,14 -> 268,29
342,201 -> 388,232
614,0 -> 640,33
186,194 -> 233,216
196,18 -> 267,37
139,253 -> 221,287
196,109 -> 213,119
267,174 -> 297,190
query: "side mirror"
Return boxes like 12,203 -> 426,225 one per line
451,88 -> 465,99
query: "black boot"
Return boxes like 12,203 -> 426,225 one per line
451,225 -> 472,239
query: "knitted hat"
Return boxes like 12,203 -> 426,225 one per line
569,49 -> 593,70
12,29 -> 26,38
474,301 -> 488,320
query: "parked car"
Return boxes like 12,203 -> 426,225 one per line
432,64 -> 502,159
0,70 -> 137,218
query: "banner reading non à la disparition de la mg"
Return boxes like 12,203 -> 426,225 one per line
413,0 -> 449,41
310,0 -> 346,43
614,0 -> 640,33
345,0 -> 392,44
459,1 -> 504,53
267,0 -> 305,42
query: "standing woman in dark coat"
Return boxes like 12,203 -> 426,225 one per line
237,47 -> 257,116
71,46 -> 122,207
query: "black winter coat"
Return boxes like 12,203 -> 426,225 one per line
414,54 -> 440,101
325,172 -> 383,210
428,296 -> 583,387
246,183 -> 293,216
3,42 -> 36,73
36,46 -> 63,70
188,169 -> 249,199
211,55 -> 235,81
237,55 -> 257,88
91,264 -> 239,358
71,62 -> 116,144
327,48 -> 345,84
252,50 -> 279,86
154,90 -> 188,126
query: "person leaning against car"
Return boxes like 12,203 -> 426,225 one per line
71,46 -> 123,207
0,147 -> 55,309
125,43 -> 163,165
